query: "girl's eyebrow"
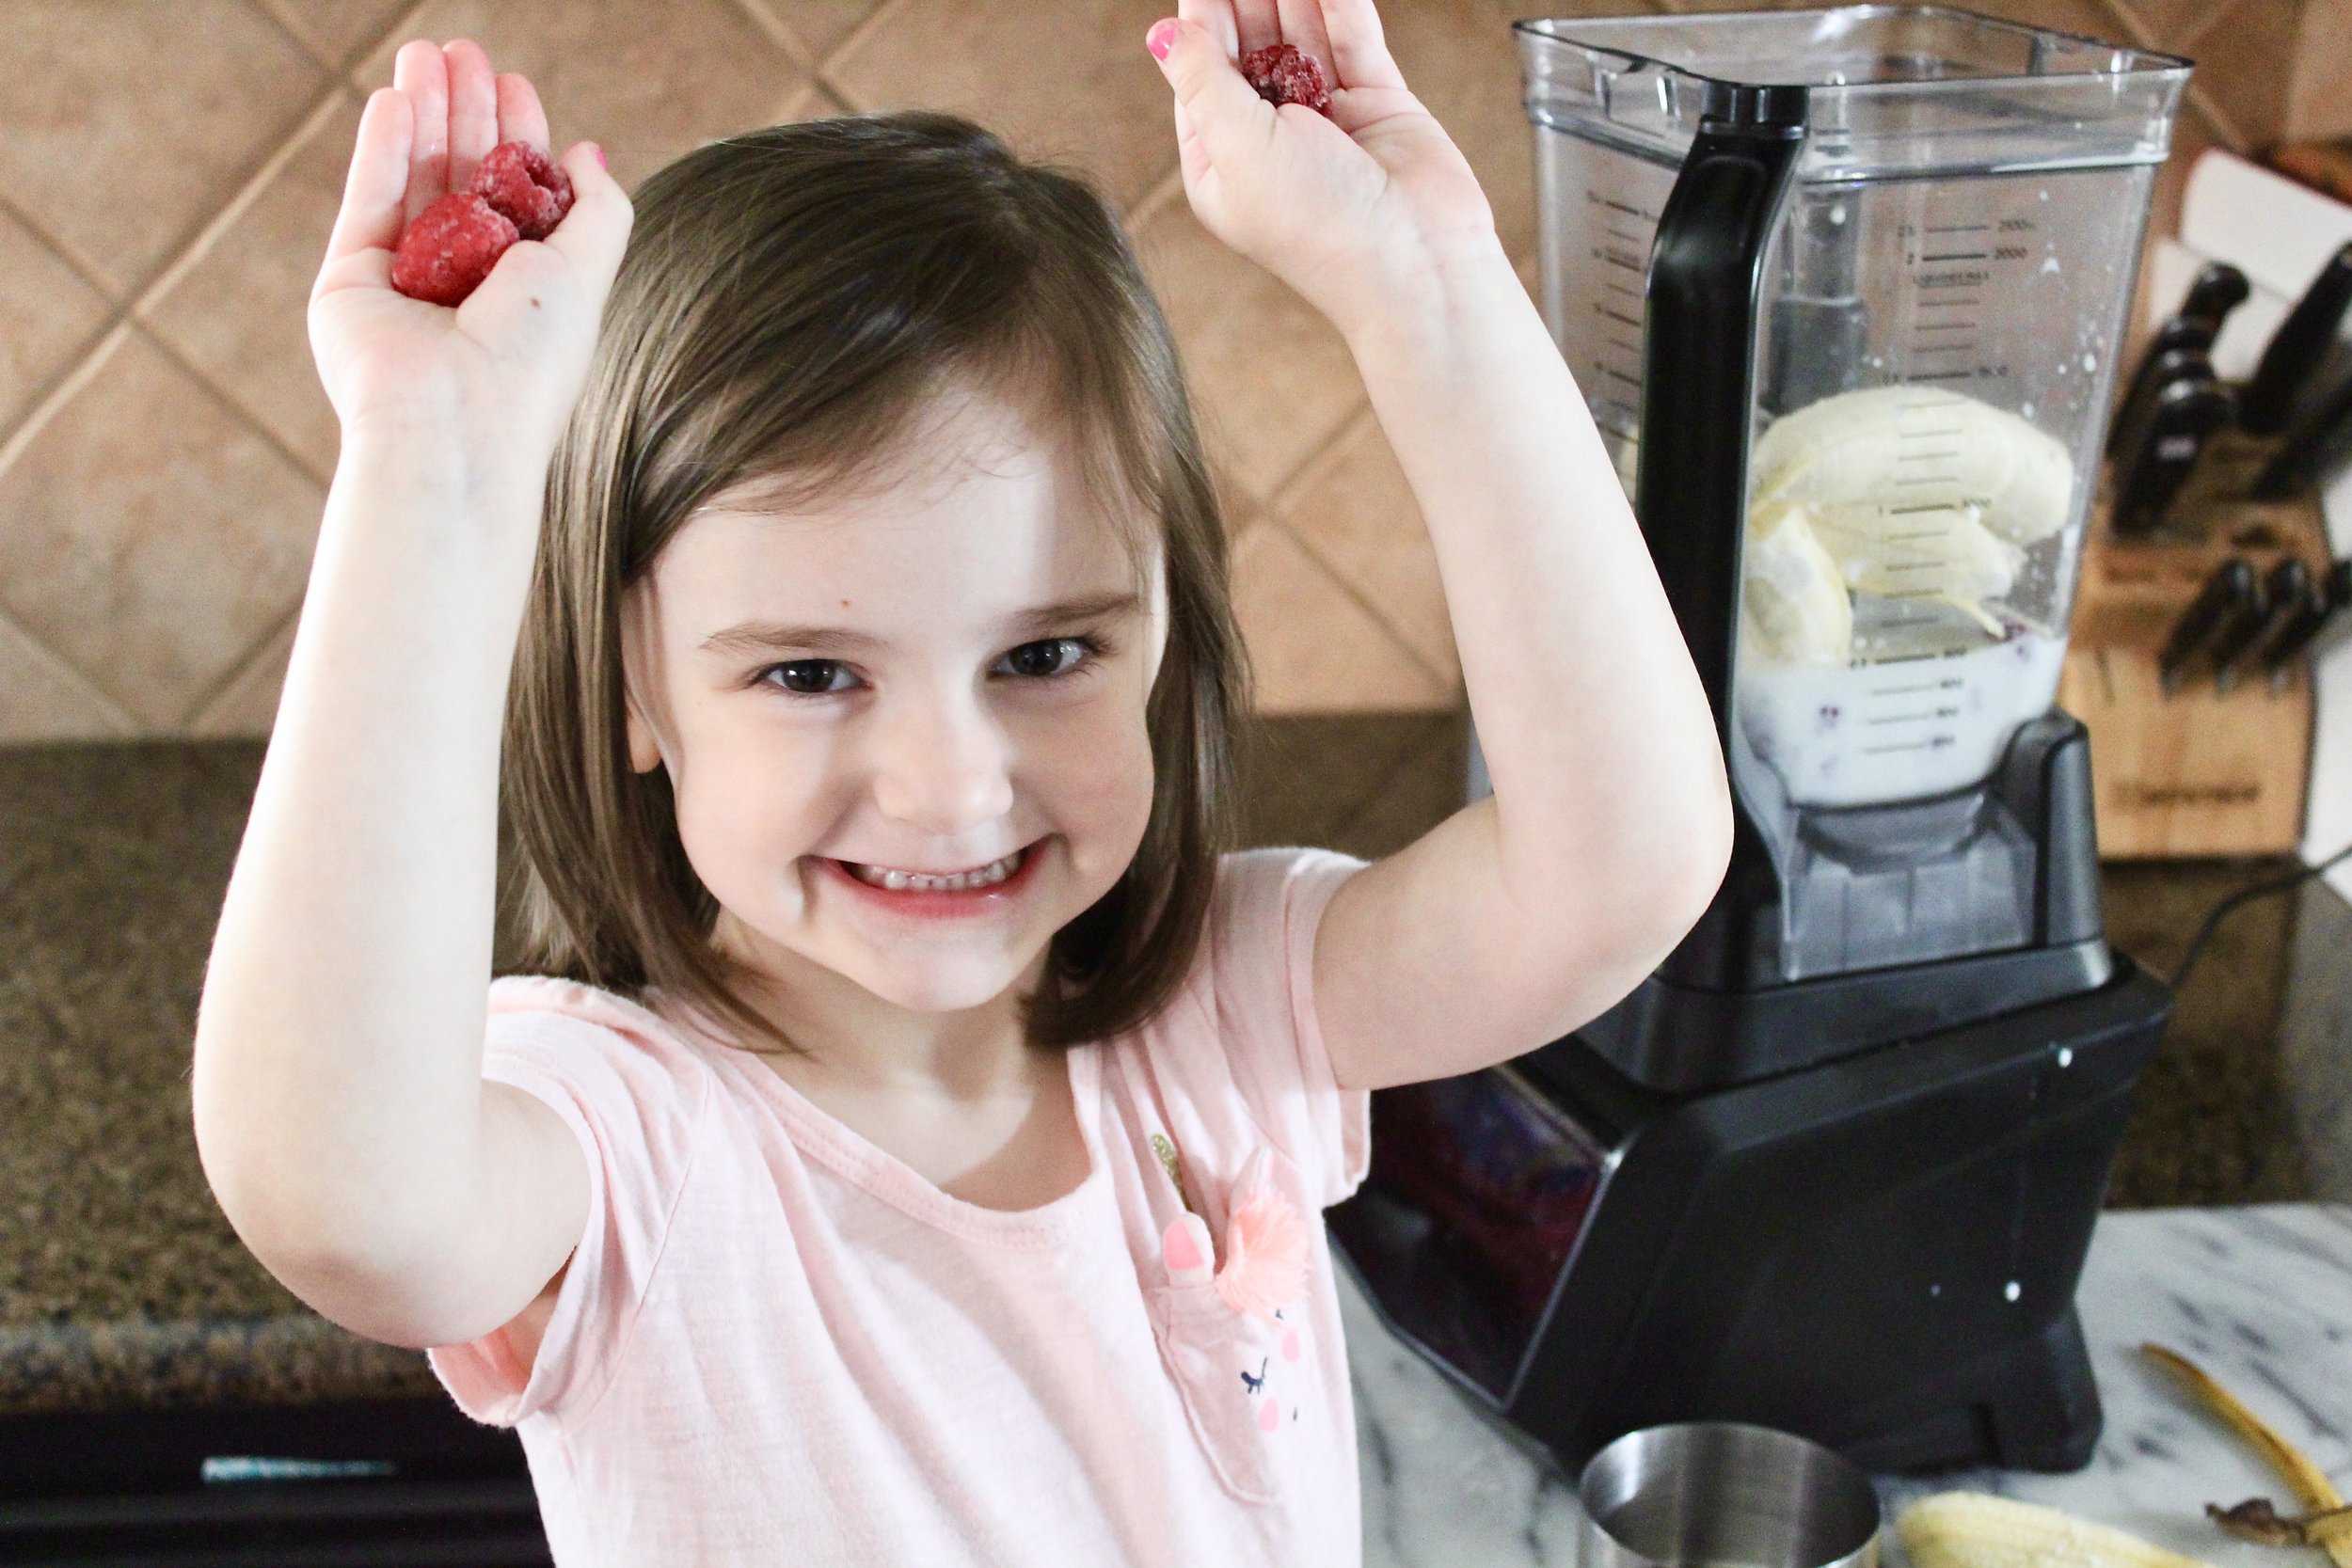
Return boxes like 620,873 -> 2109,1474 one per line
698,591 -> 1144,657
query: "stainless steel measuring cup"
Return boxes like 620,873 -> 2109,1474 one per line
1579,1421 -> 1882,1568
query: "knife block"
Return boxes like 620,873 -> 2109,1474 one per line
2059,429 -> 2331,858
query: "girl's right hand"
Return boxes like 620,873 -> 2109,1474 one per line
310,40 -> 632,467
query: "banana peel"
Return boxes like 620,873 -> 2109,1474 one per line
2142,1343 -> 2352,1568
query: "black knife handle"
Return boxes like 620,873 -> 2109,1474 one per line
2241,242 -> 2352,435
2252,370 -> 2352,499
2106,265 -> 2249,459
2253,559 -> 2319,676
2254,562 -> 2347,678
2181,261 -> 2252,331
2160,558 -> 2258,690
2113,376 -> 2233,535
2209,573 -> 2273,693
2107,343 -> 2212,460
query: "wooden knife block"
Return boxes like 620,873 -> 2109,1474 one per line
2059,429 -> 2330,858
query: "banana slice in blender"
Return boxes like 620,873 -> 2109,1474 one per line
1751,385 -> 2074,546
1742,499 -> 1853,664
1804,499 -> 2023,632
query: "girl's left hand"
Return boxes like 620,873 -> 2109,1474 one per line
1145,0 -> 1501,341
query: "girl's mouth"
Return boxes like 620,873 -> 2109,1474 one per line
819,843 -> 1041,917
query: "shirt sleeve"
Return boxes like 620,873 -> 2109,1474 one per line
1208,847 -> 1374,1211
425,980 -> 707,1428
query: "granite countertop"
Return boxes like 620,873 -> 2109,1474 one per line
1344,1203 -> 2352,1568
5,731 -> 2350,1420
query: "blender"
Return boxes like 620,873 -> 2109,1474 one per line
1327,8 -> 2189,1473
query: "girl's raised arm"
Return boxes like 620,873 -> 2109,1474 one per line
191,40 -> 630,1349
1148,0 -> 1735,1091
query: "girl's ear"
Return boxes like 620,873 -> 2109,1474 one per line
624,692 -> 664,774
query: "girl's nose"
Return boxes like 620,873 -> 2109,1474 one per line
867,690 -> 1016,839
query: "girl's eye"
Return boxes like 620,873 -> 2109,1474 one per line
764,659 -> 858,695
999,638 -> 1097,679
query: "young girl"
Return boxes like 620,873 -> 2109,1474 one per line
192,1 -> 1731,1561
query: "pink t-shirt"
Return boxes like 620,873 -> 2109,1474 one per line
427,847 -> 1374,1567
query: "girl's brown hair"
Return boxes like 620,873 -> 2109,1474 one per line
498,111 -> 1248,1055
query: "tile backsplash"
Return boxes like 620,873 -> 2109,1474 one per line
0,0 -> 2328,739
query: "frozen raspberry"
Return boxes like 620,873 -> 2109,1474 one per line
469,139 -> 574,241
389,191 -> 518,307
1240,43 -> 1333,118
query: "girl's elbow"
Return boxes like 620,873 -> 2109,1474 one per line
1663,772 -> 1735,935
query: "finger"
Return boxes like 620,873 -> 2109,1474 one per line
532,142 -> 633,297
1318,0 -> 1406,90
442,39 -> 500,191
390,39 -> 449,227
1232,0 -> 1279,57
495,71 -> 550,154
1148,15 -> 1278,167
1274,0 -> 1333,79
320,87 -> 414,273
1177,0 -> 1236,60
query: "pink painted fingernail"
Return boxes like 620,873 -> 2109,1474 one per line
592,142 -> 606,168
1146,19 -> 1177,60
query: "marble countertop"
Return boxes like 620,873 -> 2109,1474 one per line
1343,1203 -> 2352,1568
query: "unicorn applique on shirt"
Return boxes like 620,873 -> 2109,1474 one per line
1159,1143 -> 1313,1435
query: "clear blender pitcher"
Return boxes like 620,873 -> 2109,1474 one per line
1519,8 -> 2185,994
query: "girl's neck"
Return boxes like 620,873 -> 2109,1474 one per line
709,919 -> 1048,1103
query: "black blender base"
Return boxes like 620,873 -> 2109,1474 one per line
1835,1307 -> 2102,1474
1333,958 -> 2170,1478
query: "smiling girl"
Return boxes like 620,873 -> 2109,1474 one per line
191,1 -> 1730,1562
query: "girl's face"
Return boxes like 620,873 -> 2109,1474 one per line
619,386 -> 1168,1022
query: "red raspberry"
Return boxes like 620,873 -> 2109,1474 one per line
1240,44 -> 1333,117
389,192 -> 519,307
469,139 -> 574,241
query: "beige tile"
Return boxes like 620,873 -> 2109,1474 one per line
1382,0 -> 1538,261
2105,0 -> 2219,51
1132,200 -> 1365,504
254,0 -> 419,64
144,95 -> 361,483
356,0 -> 805,193
742,0 -> 895,65
1276,413 -> 1460,690
826,0 -> 1175,214
189,610 -> 298,737
0,609 -> 136,742
2171,0 -> 2299,150
0,330 -> 324,728
0,207 -> 111,440
1231,523 -> 1452,712
0,0 -> 325,297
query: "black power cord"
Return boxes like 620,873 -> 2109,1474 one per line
2168,838 -> 2352,992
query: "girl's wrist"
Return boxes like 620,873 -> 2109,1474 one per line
1341,235 -> 1539,391
336,420 -> 554,512
328,425 -> 554,575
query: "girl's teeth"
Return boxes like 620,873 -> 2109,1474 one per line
850,849 -> 1023,893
